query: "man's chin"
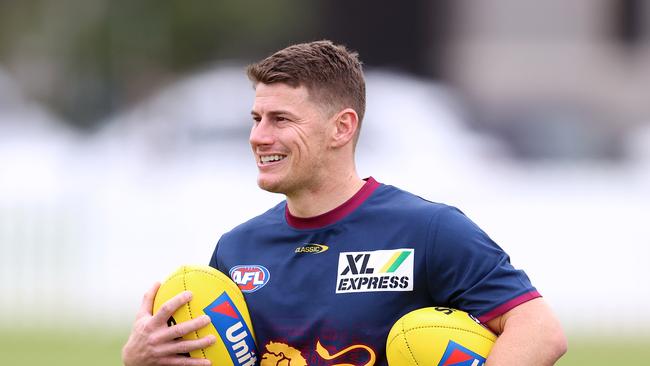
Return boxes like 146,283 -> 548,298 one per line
257,177 -> 285,194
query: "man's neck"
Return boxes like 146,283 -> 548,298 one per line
286,173 -> 365,218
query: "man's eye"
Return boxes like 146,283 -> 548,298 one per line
276,116 -> 286,122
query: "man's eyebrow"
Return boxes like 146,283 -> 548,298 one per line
251,110 -> 297,117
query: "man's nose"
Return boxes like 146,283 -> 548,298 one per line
250,118 -> 274,146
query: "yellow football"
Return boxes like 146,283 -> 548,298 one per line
153,265 -> 258,366
386,307 -> 496,366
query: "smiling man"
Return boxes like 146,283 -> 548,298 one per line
249,81 -> 365,218
122,40 -> 567,366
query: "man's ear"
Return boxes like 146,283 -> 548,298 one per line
330,108 -> 359,148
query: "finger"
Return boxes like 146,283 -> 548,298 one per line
161,335 -> 216,357
159,355 -> 212,366
151,290 -> 193,326
162,315 -> 212,342
137,282 -> 161,317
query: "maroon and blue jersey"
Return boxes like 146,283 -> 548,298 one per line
209,177 -> 540,366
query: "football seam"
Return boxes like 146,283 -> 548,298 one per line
167,267 -> 243,299
401,320 -> 420,366
182,267 -> 208,360
403,325 -> 496,343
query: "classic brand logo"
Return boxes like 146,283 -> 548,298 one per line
295,243 -> 329,254
336,248 -> 414,293
204,292 -> 258,366
437,340 -> 486,366
230,265 -> 270,293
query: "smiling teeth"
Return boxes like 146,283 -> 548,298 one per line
261,155 -> 286,163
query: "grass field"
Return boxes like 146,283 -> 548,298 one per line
0,328 -> 127,366
557,334 -> 650,365
1,328 -> 648,365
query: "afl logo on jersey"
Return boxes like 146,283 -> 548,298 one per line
230,265 -> 270,293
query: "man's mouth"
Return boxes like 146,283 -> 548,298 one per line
260,154 -> 287,164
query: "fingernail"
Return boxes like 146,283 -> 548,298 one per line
208,335 -> 217,344
202,315 -> 212,322
184,291 -> 192,300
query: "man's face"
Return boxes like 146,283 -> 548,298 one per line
250,83 -> 332,195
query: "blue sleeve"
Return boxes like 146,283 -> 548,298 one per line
208,237 -> 224,272
426,206 -> 539,321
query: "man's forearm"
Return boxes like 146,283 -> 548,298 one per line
485,298 -> 567,365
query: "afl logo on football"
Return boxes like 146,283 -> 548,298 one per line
230,265 -> 270,293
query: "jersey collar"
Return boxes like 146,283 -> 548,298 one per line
285,177 -> 380,230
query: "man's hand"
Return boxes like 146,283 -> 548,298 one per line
122,282 -> 217,366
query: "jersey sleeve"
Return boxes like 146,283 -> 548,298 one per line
425,206 -> 540,322
208,237 -> 225,272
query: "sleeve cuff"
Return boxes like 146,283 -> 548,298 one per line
477,290 -> 542,323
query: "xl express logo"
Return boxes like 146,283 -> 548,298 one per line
230,265 -> 270,293
336,248 -> 414,293
204,292 -> 258,366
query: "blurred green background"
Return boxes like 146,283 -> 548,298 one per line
2,0 -> 650,364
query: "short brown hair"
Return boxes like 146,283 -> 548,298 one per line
247,40 -> 366,126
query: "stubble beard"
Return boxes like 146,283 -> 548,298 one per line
256,165 -> 320,198
256,171 -> 300,196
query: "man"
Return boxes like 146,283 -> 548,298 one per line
123,40 -> 567,366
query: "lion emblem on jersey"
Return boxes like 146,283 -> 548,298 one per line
260,340 -> 376,366
261,342 -> 308,366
